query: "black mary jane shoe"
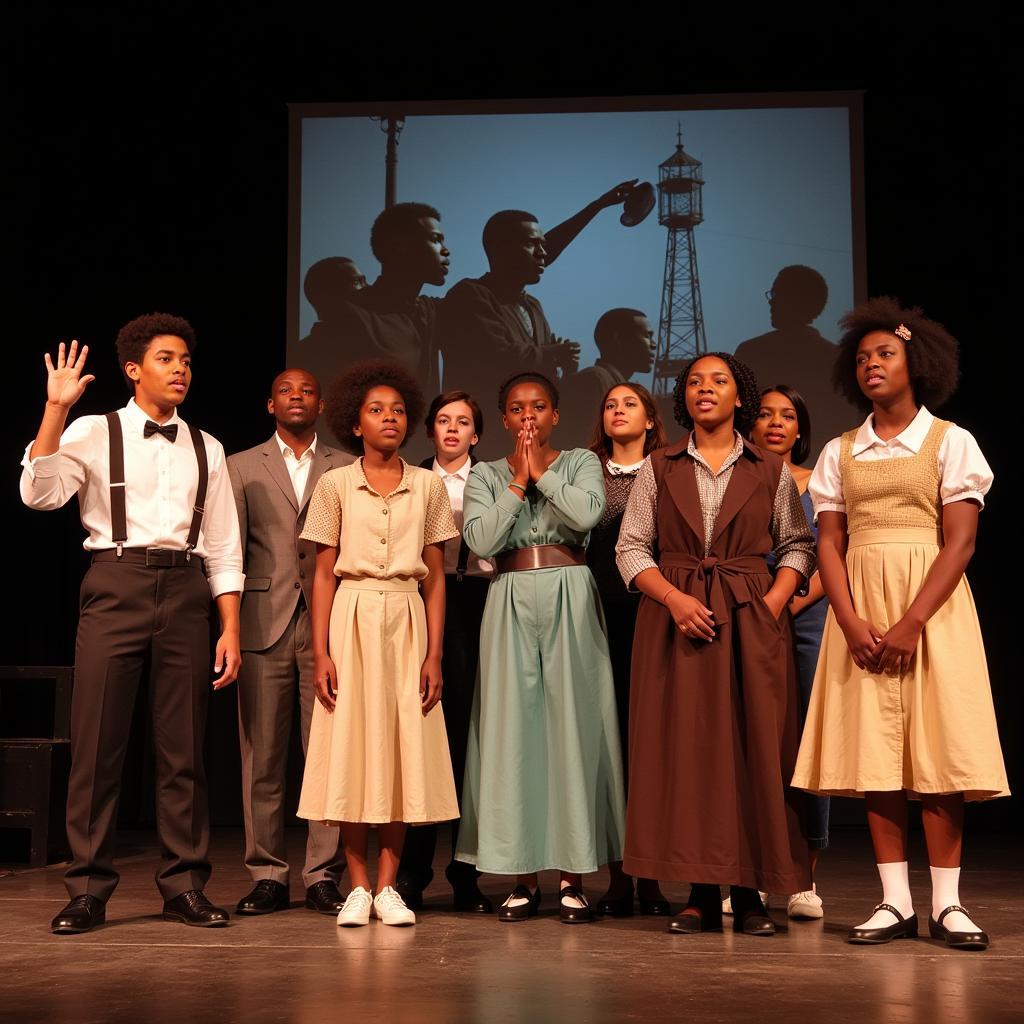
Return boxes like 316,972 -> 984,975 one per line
559,886 -> 594,924
51,894 -> 106,934
163,890 -> 230,927
595,889 -> 635,918
497,885 -> 542,922
236,879 -> 290,915
668,903 -> 723,934
305,881 -> 346,915
928,905 -> 989,951
847,903 -> 918,945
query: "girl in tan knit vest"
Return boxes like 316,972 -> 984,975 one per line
792,297 -> 1008,951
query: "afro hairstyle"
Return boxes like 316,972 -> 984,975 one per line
325,359 -> 425,455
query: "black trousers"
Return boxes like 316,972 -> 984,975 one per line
65,556 -> 213,901
399,574 -> 488,888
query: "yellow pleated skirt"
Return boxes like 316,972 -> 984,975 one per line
297,577 -> 460,824
792,528 -> 1009,800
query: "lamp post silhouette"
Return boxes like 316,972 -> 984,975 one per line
653,127 -> 707,394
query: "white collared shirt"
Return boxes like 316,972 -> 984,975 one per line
20,398 -> 244,597
810,406 -> 993,517
431,456 -> 494,578
275,432 -> 317,504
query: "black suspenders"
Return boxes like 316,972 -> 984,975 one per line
105,412 -> 209,559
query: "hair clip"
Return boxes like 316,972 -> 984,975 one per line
894,323 -> 912,342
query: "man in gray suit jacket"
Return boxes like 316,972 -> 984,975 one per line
227,368 -> 349,915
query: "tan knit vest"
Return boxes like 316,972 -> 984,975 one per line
839,417 -> 951,534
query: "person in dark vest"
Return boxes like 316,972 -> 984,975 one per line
20,314 -> 243,934
615,352 -> 815,937
395,389 -> 494,912
228,368 -> 349,917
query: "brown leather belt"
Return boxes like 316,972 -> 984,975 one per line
494,543 -> 587,574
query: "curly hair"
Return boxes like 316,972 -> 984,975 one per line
497,371 -> 559,413
115,312 -> 196,393
833,296 -> 960,413
753,384 -> 812,466
672,352 -> 760,435
588,381 -> 668,460
324,359 -> 425,456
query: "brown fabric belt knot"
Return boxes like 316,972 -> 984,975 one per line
659,552 -> 769,625
494,543 -> 587,574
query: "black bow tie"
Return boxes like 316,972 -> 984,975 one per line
144,420 -> 178,442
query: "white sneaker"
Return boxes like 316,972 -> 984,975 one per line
336,886 -> 373,927
722,891 -> 769,915
788,888 -> 824,920
373,885 -> 416,926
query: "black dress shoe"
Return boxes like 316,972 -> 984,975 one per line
595,889 -> 635,917
928,905 -> 989,950
392,877 -> 424,911
558,886 -> 594,924
163,890 -> 230,927
497,885 -> 541,922
305,881 -> 346,915
639,897 -> 672,916
51,894 -> 106,934
667,904 -> 723,934
730,887 -> 776,936
236,880 -> 289,915
848,903 -> 918,944
451,880 -> 494,913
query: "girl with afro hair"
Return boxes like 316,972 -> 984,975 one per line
793,298 -> 1008,950
296,360 -> 461,927
616,352 -> 816,938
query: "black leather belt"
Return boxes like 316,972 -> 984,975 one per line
92,547 -> 202,568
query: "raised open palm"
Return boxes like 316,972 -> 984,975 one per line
45,340 -> 95,408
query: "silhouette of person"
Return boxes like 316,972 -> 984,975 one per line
734,265 -> 859,461
440,182 -> 638,459
296,203 -> 449,417
559,308 -> 655,447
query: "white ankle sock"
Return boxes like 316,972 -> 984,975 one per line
930,865 -> 979,932
857,861 -> 913,929
559,882 -> 585,909
503,886 -> 537,909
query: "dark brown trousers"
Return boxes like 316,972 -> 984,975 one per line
65,557 -> 213,902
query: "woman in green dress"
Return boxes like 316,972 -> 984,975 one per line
455,372 -> 626,924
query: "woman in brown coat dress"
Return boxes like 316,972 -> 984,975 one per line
615,353 -> 814,936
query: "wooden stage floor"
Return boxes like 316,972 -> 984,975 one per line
1,828 -> 1020,1024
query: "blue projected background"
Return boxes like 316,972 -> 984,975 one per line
292,105 -> 855,386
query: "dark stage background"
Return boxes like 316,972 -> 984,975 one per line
6,14 -> 1018,837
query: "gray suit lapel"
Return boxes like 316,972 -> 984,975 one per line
300,443 -> 334,511
261,437 -> 300,513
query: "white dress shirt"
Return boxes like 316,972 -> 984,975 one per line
275,431 -> 317,504
810,406 -> 994,517
20,398 -> 244,598
431,456 -> 494,578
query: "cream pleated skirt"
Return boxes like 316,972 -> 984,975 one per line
297,577 -> 459,824
793,528 -> 1009,800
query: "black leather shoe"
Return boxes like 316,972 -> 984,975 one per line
668,905 -> 723,934
445,862 -> 493,913
51,894 -> 106,934
393,877 -> 424,911
497,885 -> 541,922
451,880 -> 494,913
236,880 -> 289,915
735,908 -> 776,936
559,886 -> 593,924
163,890 -> 230,927
595,889 -> 635,917
305,881 -> 346,915
848,903 -> 918,944
639,896 -> 672,916
928,905 -> 989,950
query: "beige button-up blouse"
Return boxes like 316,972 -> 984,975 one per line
301,458 -> 458,580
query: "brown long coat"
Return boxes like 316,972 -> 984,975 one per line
622,438 -> 811,893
